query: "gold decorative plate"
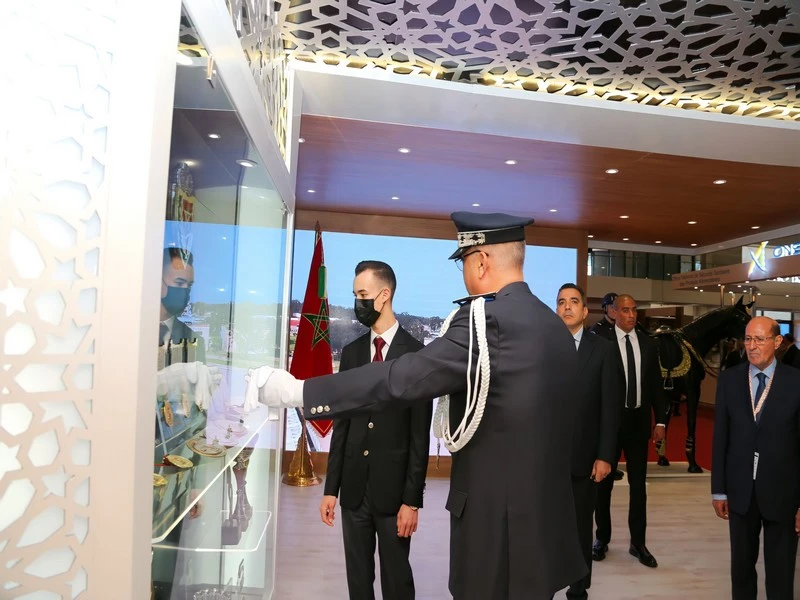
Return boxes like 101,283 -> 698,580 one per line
165,454 -> 193,469
187,438 -> 225,458
153,473 -> 167,487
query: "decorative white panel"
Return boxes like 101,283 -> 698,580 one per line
1,0 -> 116,596
277,0 -> 800,121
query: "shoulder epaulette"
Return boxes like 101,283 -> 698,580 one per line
452,292 -> 497,306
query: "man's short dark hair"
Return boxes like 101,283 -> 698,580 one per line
355,260 -> 397,298
558,283 -> 586,306
163,247 -> 194,269
784,333 -> 795,343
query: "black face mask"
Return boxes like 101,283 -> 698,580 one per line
354,298 -> 382,328
162,285 -> 191,316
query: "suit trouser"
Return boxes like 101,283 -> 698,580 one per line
728,492 -> 798,600
566,475 -> 597,600
341,489 -> 414,600
595,409 -> 649,546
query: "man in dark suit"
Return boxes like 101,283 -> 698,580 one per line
779,333 -> 800,370
711,316 -> 800,600
556,283 -> 622,600
319,260 -> 431,600
593,294 -> 667,568
723,338 -> 746,371
250,212 -> 586,599
589,292 -> 618,340
159,247 -> 205,362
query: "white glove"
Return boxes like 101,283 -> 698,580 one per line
245,366 -> 304,409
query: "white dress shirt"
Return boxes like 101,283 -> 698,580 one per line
160,316 -> 176,345
573,327 -> 583,351
370,320 -> 399,361
615,324 -> 642,409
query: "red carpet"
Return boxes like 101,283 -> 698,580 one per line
645,404 -> 715,470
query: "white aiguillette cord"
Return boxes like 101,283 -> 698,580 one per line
432,298 -> 491,457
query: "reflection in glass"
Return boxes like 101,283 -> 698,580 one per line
151,10 -> 286,600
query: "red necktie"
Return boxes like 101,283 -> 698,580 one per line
373,337 -> 385,362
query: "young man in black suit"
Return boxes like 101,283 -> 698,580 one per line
556,284 -> 623,600
319,260 -> 432,600
712,316 -> 800,600
593,294 -> 667,568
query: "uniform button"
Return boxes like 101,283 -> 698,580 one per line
368,422 -> 374,429
324,406 -> 330,412
310,407 -> 317,415
363,450 -> 369,457
316,405 -> 323,413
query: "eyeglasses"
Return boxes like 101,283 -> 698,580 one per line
743,335 -> 775,346
455,250 -> 487,272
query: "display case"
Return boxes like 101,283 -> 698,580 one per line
150,9 -> 288,599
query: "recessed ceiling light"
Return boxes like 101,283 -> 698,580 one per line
472,203 -> 480,207
505,159 -> 517,165
587,234 -> 594,238
605,168 -> 619,174
620,215 -> 629,219
391,196 -> 399,200
700,289 -> 704,292
236,159 -> 257,168
307,189 -> 315,193
398,147 -> 410,154
691,243 -> 698,247
298,137 -> 305,143
549,209 -> 557,213
694,286 -> 698,289
757,292 -> 762,296
622,237 -> 629,241
207,133 -> 220,139
738,285 -> 742,288
688,221 -> 697,225
745,280 -> 750,283
751,226 -> 760,230
786,294 -> 791,298
713,179 -> 727,185
183,160 -> 196,167
655,240 -> 662,244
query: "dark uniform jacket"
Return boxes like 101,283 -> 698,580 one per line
304,282 -> 586,600
324,326 -> 431,514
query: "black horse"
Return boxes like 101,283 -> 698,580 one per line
652,297 -> 752,473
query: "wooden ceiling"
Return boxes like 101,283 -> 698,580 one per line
295,115 -> 800,247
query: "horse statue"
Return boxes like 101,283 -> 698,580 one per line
652,297 -> 752,473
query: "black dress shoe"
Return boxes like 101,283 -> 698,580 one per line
613,469 -> 624,481
592,540 -> 608,561
629,544 -> 658,568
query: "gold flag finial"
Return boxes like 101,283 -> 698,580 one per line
283,421 -> 322,487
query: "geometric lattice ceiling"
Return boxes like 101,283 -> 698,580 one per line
279,0 -> 800,121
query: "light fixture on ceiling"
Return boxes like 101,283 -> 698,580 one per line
623,237 -> 629,241
207,133 -> 220,139
694,286 -> 698,289
391,196 -> 399,200
241,185 -> 249,189
620,215 -> 629,219
605,168 -> 619,174
688,221 -> 697,225
236,159 -> 257,168
298,137 -> 305,143
700,289 -> 704,292
587,234 -> 594,238
713,179 -> 727,185
176,52 -> 193,66
737,285 -> 742,288
182,160 -> 196,167
504,159 -> 517,165
398,147 -> 410,154
757,292 -> 762,296
655,240 -> 662,244
472,203 -> 480,207
691,243 -> 698,247
786,294 -> 791,298
751,226 -> 760,230
307,189 -> 315,193
745,280 -> 750,283
549,209 -> 557,213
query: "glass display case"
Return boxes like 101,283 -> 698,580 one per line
150,10 -> 288,599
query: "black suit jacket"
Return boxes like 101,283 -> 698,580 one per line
612,328 -> 668,439
324,326 -> 432,514
304,282 -> 586,599
711,361 -> 800,521
782,344 -> 800,370
571,330 -> 623,476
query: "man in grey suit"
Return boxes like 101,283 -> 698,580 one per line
250,212 -> 586,599
556,283 -> 622,600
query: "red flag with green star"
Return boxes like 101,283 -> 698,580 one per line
289,224 -> 333,437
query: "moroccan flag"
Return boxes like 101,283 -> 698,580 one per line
289,224 -> 333,437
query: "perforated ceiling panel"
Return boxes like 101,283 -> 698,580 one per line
278,0 -> 800,121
